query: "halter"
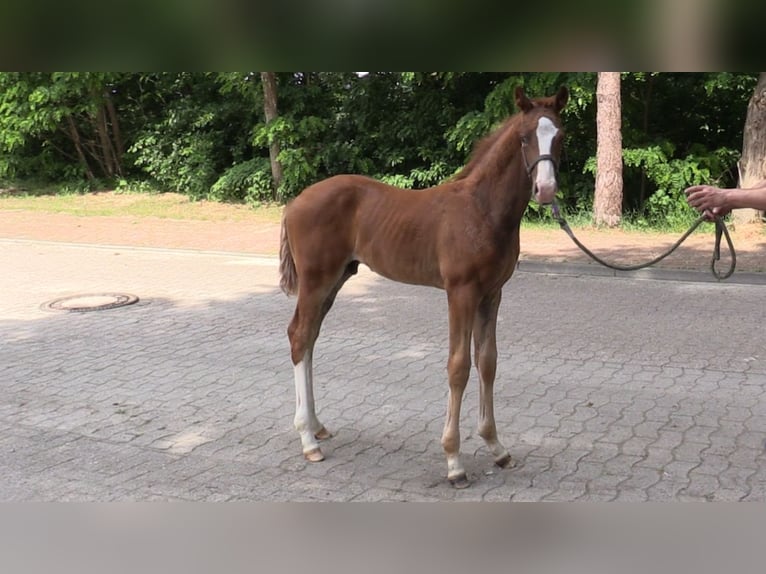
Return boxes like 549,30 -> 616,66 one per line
521,140 -> 559,202
520,141 -> 558,177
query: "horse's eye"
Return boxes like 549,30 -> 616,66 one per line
520,135 -> 529,145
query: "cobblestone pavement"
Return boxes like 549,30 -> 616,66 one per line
1,239 -> 765,501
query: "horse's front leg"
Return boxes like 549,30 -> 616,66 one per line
473,290 -> 513,469
442,285 -> 479,488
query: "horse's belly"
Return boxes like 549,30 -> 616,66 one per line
356,250 -> 443,289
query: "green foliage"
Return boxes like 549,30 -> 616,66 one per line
584,143 -> 741,228
625,146 -> 701,226
254,113 -> 331,198
130,128 -> 217,198
571,72 -> 756,228
210,158 -> 272,204
115,178 -> 158,194
0,72 -> 130,184
127,72 -> 258,199
0,72 -> 759,232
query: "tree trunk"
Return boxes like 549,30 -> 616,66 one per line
94,105 -> 116,178
260,72 -> 283,201
104,90 -> 124,176
639,74 -> 654,207
66,115 -> 96,184
734,72 -> 766,225
594,72 -> 623,227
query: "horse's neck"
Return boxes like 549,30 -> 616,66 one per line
466,152 -> 530,230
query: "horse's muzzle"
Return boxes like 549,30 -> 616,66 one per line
533,180 -> 558,205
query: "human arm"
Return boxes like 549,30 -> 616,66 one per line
685,180 -> 766,217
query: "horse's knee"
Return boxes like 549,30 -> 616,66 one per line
287,304 -> 319,365
479,368 -> 497,389
448,350 -> 471,386
474,337 -> 497,366
289,327 -> 307,365
476,353 -> 497,382
287,311 -> 302,360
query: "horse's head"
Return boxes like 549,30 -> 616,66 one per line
514,86 -> 568,205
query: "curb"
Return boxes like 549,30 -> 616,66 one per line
0,237 -> 279,265
1,236 -> 764,285
516,259 -> 766,285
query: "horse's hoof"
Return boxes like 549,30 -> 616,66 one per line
303,448 -> 325,462
448,473 -> 470,489
495,453 -> 515,469
314,426 -> 333,441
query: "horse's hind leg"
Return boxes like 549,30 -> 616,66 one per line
442,285 -> 480,488
288,263 -> 357,462
292,343 -> 327,462
473,290 -> 513,469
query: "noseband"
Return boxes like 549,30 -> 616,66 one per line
520,142 -> 558,202
521,141 -> 558,177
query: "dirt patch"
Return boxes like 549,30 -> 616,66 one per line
0,210 -> 280,254
1,208 -> 765,275
517,222 -> 766,274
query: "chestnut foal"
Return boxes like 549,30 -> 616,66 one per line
280,86 -> 568,487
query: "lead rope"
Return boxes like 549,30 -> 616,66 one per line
550,201 -> 736,280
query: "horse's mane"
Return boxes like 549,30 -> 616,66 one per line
452,114 -> 521,182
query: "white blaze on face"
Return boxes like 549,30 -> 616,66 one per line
534,117 -> 559,203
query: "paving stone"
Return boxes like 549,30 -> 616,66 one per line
3,241 -> 766,500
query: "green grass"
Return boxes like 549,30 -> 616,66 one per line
0,189 -> 283,224
0,182 -> 752,236
522,206 -> 710,235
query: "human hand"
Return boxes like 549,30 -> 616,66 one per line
684,185 -> 732,219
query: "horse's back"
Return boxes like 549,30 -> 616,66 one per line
286,173 -> 428,230
286,174 -> 395,222
285,174 -> 447,285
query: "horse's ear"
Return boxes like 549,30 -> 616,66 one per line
515,86 -> 533,113
554,86 -> 569,112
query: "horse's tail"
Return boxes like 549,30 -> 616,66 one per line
279,211 -> 298,296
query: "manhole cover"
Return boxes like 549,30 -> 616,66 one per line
41,293 -> 139,313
